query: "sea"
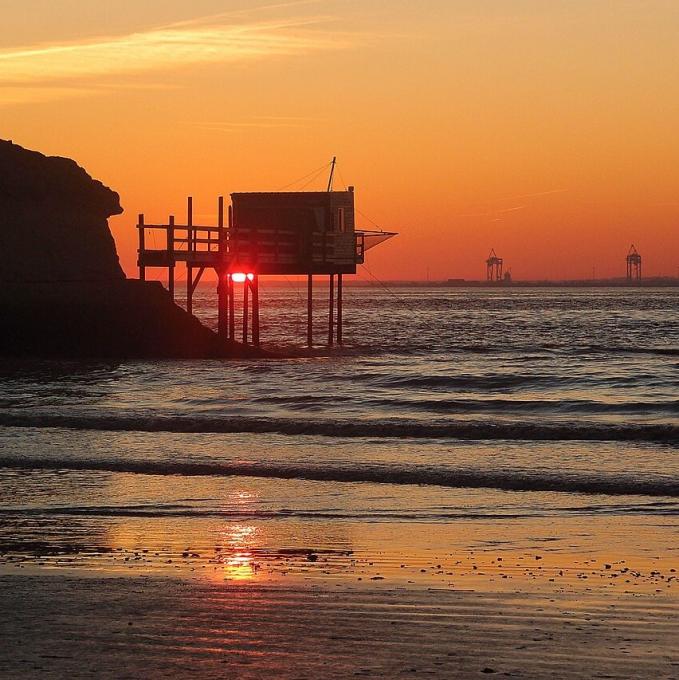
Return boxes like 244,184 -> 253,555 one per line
1,286 -> 678,584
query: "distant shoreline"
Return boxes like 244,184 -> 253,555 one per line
116,277 -> 679,289
426,277 -> 679,288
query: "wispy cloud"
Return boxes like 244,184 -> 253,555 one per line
165,0 -> 324,29
454,189 -> 568,221
496,189 -> 568,202
185,115 -> 323,133
0,8 -> 351,105
455,205 -> 526,219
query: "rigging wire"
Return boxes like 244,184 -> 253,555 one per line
283,275 -> 304,302
359,264 -> 417,319
356,208 -> 386,232
277,161 -> 333,191
359,261 -> 407,303
336,163 -> 388,233
298,165 -> 330,191
336,167 -> 348,191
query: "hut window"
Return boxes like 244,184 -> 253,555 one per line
336,208 -> 346,232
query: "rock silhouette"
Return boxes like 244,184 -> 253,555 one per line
0,140 -> 253,358
0,140 -> 124,282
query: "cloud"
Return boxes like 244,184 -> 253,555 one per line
0,81 -> 177,106
456,205 -> 526,219
454,189 -> 568,220
496,189 -> 568,202
0,9 -> 351,104
185,115 -> 323,132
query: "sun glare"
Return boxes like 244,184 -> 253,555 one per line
231,272 -> 254,283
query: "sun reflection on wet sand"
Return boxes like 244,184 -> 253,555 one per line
220,524 -> 259,581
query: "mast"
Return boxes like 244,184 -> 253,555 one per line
327,156 -> 336,192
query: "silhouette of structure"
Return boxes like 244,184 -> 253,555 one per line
138,187 -> 395,348
626,245 -> 642,281
486,249 -> 503,282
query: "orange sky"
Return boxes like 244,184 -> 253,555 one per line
2,0 -> 678,280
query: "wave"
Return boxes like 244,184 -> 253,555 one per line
263,396 -> 679,415
0,504 -> 539,521
584,345 -> 679,357
3,503 -> 677,520
0,412 -> 677,442
335,373 -> 566,390
1,455 -> 678,497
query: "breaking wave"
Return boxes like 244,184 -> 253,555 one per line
255,396 -> 679,415
0,455 -> 677,497
0,412 -> 677,442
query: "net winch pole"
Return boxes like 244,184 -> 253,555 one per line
327,156 -> 336,192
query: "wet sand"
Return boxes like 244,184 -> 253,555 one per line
1,573 -> 677,679
2,488 -> 678,678
2,452 -> 678,679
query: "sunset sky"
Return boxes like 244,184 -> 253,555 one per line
2,0 -> 678,280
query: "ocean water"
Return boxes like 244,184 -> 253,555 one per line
1,286 -> 678,583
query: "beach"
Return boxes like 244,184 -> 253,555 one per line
1,287 -> 677,677
2,574 -> 678,679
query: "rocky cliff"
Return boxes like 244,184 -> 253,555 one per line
0,140 -> 250,359
0,140 -> 124,282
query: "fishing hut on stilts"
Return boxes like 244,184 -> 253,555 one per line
136,160 -> 396,349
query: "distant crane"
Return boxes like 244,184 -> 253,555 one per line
486,249 -> 503,282
626,244 -> 642,281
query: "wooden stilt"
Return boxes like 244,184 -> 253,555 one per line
337,273 -> 343,345
168,215 -> 175,299
138,214 -> 146,281
307,274 -> 313,348
328,274 -> 335,346
252,276 -> 260,347
187,267 -> 204,315
243,278 -> 249,344
228,275 -> 235,341
187,267 -> 193,313
217,272 -> 227,339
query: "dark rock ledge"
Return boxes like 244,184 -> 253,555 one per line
0,140 -> 260,359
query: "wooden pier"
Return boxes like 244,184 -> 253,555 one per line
137,190 -> 394,348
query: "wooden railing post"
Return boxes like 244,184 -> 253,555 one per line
187,197 -> 193,314
217,197 -> 227,341
138,214 -> 146,281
